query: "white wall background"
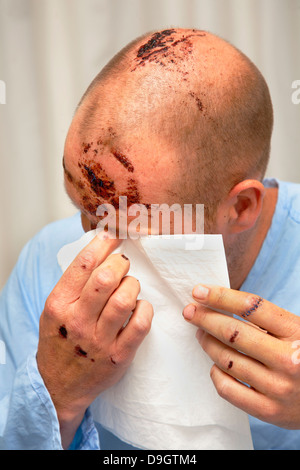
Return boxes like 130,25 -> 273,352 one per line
0,0 -> 300,288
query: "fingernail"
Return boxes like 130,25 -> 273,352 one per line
193,284 -> 209,301
183,304 -> 196,320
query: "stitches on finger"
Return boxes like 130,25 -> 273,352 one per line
242,296 -> 263,318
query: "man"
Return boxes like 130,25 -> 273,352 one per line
1,28 -> 300,450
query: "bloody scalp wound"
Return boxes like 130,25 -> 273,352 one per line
137,29 -> 176,59
111,149 -> 134,173
132,29 -> 206,71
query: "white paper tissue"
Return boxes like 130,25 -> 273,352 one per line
57,231 -> 253,450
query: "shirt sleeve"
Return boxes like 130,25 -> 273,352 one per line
0,354 -> 99,450
0,228 -> 100,450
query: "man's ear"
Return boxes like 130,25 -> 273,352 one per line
222,180 -> 266,234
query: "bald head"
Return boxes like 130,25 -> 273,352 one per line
64,28 -> 273,226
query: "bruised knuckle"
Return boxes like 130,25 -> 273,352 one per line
110,351 -> 130,368
76,250 -> 98,271
218,348 -> 233,371
223,321 -> 241,345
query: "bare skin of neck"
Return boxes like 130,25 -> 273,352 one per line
227,186 -> 278,290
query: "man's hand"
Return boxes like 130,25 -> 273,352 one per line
183,285 -> 300,429
37,235 -> 153,448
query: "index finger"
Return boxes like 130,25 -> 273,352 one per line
191,284 -> 299,339
58,233 -> 121,301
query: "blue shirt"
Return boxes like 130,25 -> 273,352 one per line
0,178 -> 300,450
